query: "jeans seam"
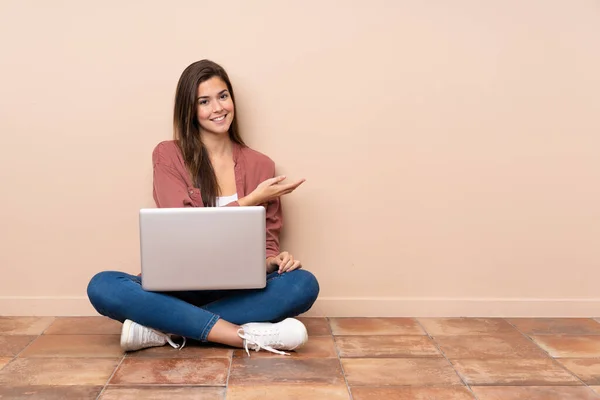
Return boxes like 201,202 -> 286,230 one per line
200,314 -> 220,341
267,274 -> 283,283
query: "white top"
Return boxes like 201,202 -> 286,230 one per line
216,193 -> 239,207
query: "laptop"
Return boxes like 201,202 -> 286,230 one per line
139,206 -> 266,291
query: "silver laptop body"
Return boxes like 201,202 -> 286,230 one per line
139,206 -> 266,291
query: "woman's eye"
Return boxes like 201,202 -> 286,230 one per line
198,100 -> 208,105
220,93 -> 229,100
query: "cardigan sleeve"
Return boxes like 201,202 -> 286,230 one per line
265,196 -> 282,258
262,160 -> 283,259
152,142 -> 196,208
153,162 -> 195,208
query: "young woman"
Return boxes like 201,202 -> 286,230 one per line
87,59 -> 319,355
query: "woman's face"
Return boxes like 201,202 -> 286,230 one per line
196,76 -> 234,136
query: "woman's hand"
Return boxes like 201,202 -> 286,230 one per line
239,176 -> 305,206
267,251 -> 302,274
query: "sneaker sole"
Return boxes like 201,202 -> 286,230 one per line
120,319 -> 133,351
287,318 -> 309,350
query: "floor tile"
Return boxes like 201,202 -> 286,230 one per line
472,386 -> 600,399
0,358 -> 12,369
531,335 -> 600,357
335,335 -> 440,358
342,358 -> 461,386
0,385 -> 103,399
100,386 -> 225,399
329,318 -> 424,335
418,318 -> 517,336
0,336 -> 36,357
19,334 -> 122,358
110,358 -> 229,385
44,316 -> 122,335
508,318 -> 600,335
557,358 -> 600,384
227,384 -> 350,399
434,334 -> 548,359
452,358 -> 581,386
234,336 -> 337,359
0,358 -> 120,385
127,343 -> 232,359
0,317 -> 55,335
297,317 -> 332,336
351,386 -> 475,400
228,358 -> 345,385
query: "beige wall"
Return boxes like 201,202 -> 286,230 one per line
1,0 -> 599,317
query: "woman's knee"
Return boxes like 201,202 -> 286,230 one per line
299,269 -> 320,299
86,270 -> 129,310
87,271 -> 114,297
288,269 -> 320,308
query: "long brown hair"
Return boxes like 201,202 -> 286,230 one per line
173,59 -> 246,207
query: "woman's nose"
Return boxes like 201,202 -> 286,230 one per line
212,102 -> 223,113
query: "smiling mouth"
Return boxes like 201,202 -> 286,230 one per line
211,114 -> 227,122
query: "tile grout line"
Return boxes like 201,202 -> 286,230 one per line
8,335 -> 38,363
9,317 -> 57,362
95,354 -> 126,400
328,317 -> 354,400
223,349 -> 234,400
502,318 -> 592,389
0,318 -> 53,375
413,318 -> 481,400
325,316 -> 334,336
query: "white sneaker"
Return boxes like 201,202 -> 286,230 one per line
120,319 -> 186,352
238,318 -> 308,356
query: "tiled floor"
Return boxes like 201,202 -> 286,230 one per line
1,317 -> 600,399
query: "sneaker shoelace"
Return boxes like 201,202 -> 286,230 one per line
144,327 -> 186,350
237,327 -> 289,356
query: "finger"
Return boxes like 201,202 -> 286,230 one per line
287,179 -> 305,189
278,255 -> 291,273
287,260 -> 302,272
280,256 -> 294,273
269,175 -> 287,185
278,251 -> 289,260
281,256 -> 295,273
283,260 -> 301,273
279,180 -> 305,194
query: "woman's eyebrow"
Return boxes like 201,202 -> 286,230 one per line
197,89 -> 228,100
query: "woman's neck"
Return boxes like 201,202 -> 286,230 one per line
201,132 -> 233,159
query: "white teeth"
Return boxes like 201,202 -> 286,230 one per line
213,115 -> 226,122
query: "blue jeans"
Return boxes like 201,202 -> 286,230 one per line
87,269 -> 319,341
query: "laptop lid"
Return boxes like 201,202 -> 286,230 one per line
139,206 -> 266,291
